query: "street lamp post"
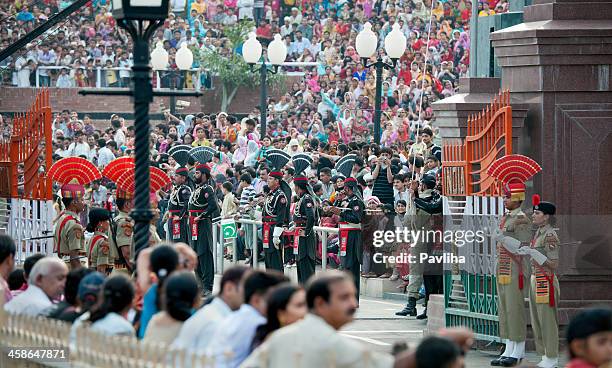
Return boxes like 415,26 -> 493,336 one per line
111,0 -> 169,256
356,22 -> 407,145
242,33 -> 287,138
151,42 -> 193,114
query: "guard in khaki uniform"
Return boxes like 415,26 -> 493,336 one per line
109,188 -> 134,274
109,164 -> 171,256
396,174 -> 441,318
85,208 -> 112,274
519,196 -> 560,368
48,157 -> 102,270
488,154 -> 542,367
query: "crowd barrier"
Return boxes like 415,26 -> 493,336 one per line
211,217 -> 339,275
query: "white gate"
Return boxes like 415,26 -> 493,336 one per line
443,195 -> 506,341
7,199 -> 55,264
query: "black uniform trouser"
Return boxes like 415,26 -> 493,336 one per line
193,218 -> 215,292
196,251 -> 214,292
264,224 -> 283,272
423,274 -> 444,307
342,231 -> 362,301
297,234 -> 316,284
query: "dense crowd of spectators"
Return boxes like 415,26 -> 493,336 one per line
0,0 -> 510,89
38,106 -> 443,280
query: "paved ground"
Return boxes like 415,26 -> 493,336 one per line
343,297 -> 565,367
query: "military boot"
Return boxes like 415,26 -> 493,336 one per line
395,297 -> 417,317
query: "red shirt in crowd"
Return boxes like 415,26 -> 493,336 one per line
398,68 -> 412,84
335,22 -> 350,35
256,24 -> 272,39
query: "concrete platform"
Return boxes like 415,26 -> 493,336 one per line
359,276 -> 404,298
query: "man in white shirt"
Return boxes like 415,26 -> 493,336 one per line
96,139 -> 116,168
111,117 -> 125,147
279,17 -> 293,38
86,135 -> 98,162
68,132 -> 90,157
172,266 -> 248,354
240,271 -> 394,368
117,53 -> 133,87
208,270 -> 288,368
91,181 -> 108,207
292,31 -> 312,55
318,168 -> 334,201
253,168 -> 269,195
4,257 -> 68,316
393,174 -> 411,204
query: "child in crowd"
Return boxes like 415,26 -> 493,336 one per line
565,308 -> 612,368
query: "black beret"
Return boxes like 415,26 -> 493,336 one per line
534,201 -> 556,215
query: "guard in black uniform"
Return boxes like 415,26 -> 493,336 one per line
167,145 -> 193,244
262,170 -> 288,272
189,163 -> 220,295
325,154 -> 364,301
291,153 -> 318,284
261,149 -> 292,272
168,167 -> 192,243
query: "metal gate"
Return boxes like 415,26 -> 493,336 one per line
442,90 -> 513,341
0,90 -> 54,261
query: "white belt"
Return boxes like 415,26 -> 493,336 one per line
339,223 -> 361,230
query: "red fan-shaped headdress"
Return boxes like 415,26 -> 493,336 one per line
102,157 -> 135,199
102,157 -> 135,183
48,157 -> 102,199
115,167 -> 171,194
487,154 -> 542,201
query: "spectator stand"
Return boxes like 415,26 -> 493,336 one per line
0,89 -> 54,264
441,90 -> 513,341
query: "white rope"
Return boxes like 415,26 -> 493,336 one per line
406,0 -> 437,217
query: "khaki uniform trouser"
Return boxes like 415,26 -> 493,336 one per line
407,243 -> 426,298
110,264 -> 130,277
529,275 -> 560,358
497,271 -> 527,341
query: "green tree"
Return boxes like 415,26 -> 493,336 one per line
192,22 -> 284,112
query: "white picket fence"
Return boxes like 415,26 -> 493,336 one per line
5,198 -> 55,263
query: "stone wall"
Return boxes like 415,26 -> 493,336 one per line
0,77 -> 296,116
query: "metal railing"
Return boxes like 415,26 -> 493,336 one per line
21,66 -> 210,90
9,62 -> 322,89
211,217 -> 339,275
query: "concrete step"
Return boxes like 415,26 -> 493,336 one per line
449,301 -> 469,309
450,293 -> 467,302
360,277 -> 404,298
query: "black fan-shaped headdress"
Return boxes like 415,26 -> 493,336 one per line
168,145 -> 192,167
